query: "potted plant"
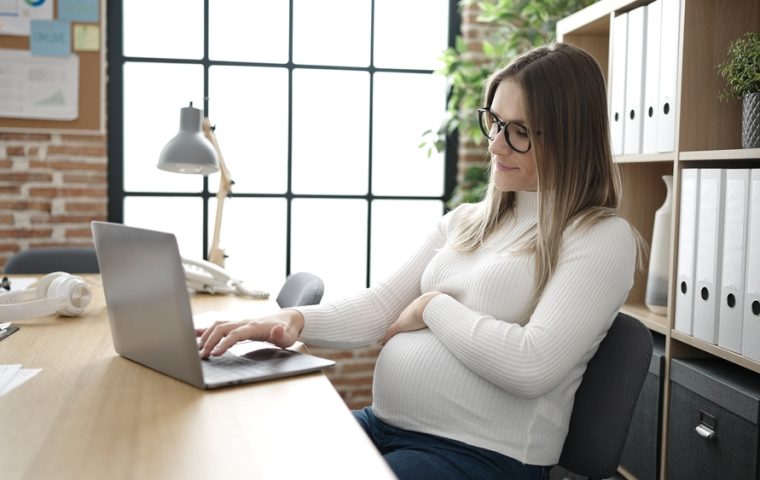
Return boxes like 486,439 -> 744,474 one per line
718,31 -> 760,149
424,0 -> 594,209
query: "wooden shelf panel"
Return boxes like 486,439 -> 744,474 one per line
620,303 -> 668,335
556,0 -> 613,38
679,148 -> 760,161
614,152 -> 676,164
670,330 -> 760,374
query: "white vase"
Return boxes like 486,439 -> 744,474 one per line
646,175 -> 673,314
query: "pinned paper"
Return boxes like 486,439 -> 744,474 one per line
0,0 -> 53,36
58,0 -> 99,22
73,23 -> 99,52
30,20 -> 71,57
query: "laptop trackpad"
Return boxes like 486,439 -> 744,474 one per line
201,342 -> 332,387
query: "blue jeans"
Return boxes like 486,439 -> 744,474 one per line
353,407 -> 550,480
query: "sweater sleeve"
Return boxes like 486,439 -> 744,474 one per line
294,208 -> 458,348
423,216 -> 637,398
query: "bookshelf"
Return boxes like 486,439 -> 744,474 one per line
558,0 -> 760,478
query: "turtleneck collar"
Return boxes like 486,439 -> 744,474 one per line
514,190 -> 539,223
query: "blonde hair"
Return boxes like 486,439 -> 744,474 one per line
450,43 -> 640,314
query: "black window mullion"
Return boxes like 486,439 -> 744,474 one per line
201,0 -> 212,260
106,0 -> 124,224
285,0 -> 296,278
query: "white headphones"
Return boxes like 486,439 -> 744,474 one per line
0,272 -> 92,322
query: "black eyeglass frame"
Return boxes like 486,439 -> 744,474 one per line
476,108 -> 539,153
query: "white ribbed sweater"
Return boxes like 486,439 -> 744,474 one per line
297,191 -> 636,466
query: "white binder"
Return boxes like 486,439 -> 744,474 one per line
742,170 -> 760,361
692,169 -> 726,344
641,0 -> 662,153
656,0 -> 680,153
610,12 -> 628,156
623,6 -> 646,155
674,169 -> 699,335
718,169 -> 750,353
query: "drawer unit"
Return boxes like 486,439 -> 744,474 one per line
667,358 -> 760,480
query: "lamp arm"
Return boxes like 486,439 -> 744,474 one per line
202,118 -> 233,267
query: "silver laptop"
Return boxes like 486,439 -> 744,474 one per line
91,221 -> 334,389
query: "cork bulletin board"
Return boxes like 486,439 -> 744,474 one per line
0,0 -> 105,133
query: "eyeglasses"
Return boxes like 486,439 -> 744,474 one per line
477,108 -> 535,153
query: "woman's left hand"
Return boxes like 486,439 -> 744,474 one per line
381,291 -> 441,345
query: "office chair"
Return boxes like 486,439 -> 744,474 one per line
276,272 -> 324,308
555,312 -> 653,480
4,247 -> 100,274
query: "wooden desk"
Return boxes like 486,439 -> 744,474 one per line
0,276 -> 396,480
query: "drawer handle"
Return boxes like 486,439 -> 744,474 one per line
695,424 -> 715,440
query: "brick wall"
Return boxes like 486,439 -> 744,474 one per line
458,2 -> 491,178
0,7 -> 488,412
0,132 -> 108,266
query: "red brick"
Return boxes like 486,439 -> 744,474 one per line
64,201 -> 106,213
0,133 -> 51,141
0,214 -> 13,223
6,146 -> 25,156
0,228 -> 53,238
0,186 -> 21,194
0,200 -> 52,212
64,228 -> 93,238
0,160 -> 11,168
30,160 -> 106,171
28,187 -> 106,197
32,214 -> 105,224
0,172 -> 54,183
47,145 -> 107,157
61,134 -> 107,143
62,172 -> 107,184
0,244 -> 21,253
329,375 -> 374,387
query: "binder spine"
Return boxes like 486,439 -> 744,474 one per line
693,169 -> 726,344
742,170 -> 760,361
675,169 -> 699,335
718,170 -> 750,353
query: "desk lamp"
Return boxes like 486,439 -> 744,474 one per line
158,102 -> 233,267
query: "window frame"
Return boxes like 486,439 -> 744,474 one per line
106,0 -> 460,287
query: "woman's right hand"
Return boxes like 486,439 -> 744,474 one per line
196,309 -> 304,359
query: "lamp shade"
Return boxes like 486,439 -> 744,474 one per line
157,104 -> 219,175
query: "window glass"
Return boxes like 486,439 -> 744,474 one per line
116,1 -> 453,294
291,199 -> 367,301
374,0 -> 449,70
124,197 -> 203,258
372,72 -> 446,196
123,0 -> 204,59
293,0 -> 371,67
370,200 -> 443,286
209,197 -> 287,295
209,0 -> 289,63
208,66 -> 289,194
123,62 -> 204,193
292,69 -> 370,195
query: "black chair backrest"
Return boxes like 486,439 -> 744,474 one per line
4,247 -> 100,274
557,312 -> 653,479
276,272 -> 324,308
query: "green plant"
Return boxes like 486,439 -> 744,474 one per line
447,164 -> 490,208
718,32 -> 760,100
425,0 -> 595,208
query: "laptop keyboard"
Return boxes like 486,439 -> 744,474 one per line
201,352 -> 277,385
